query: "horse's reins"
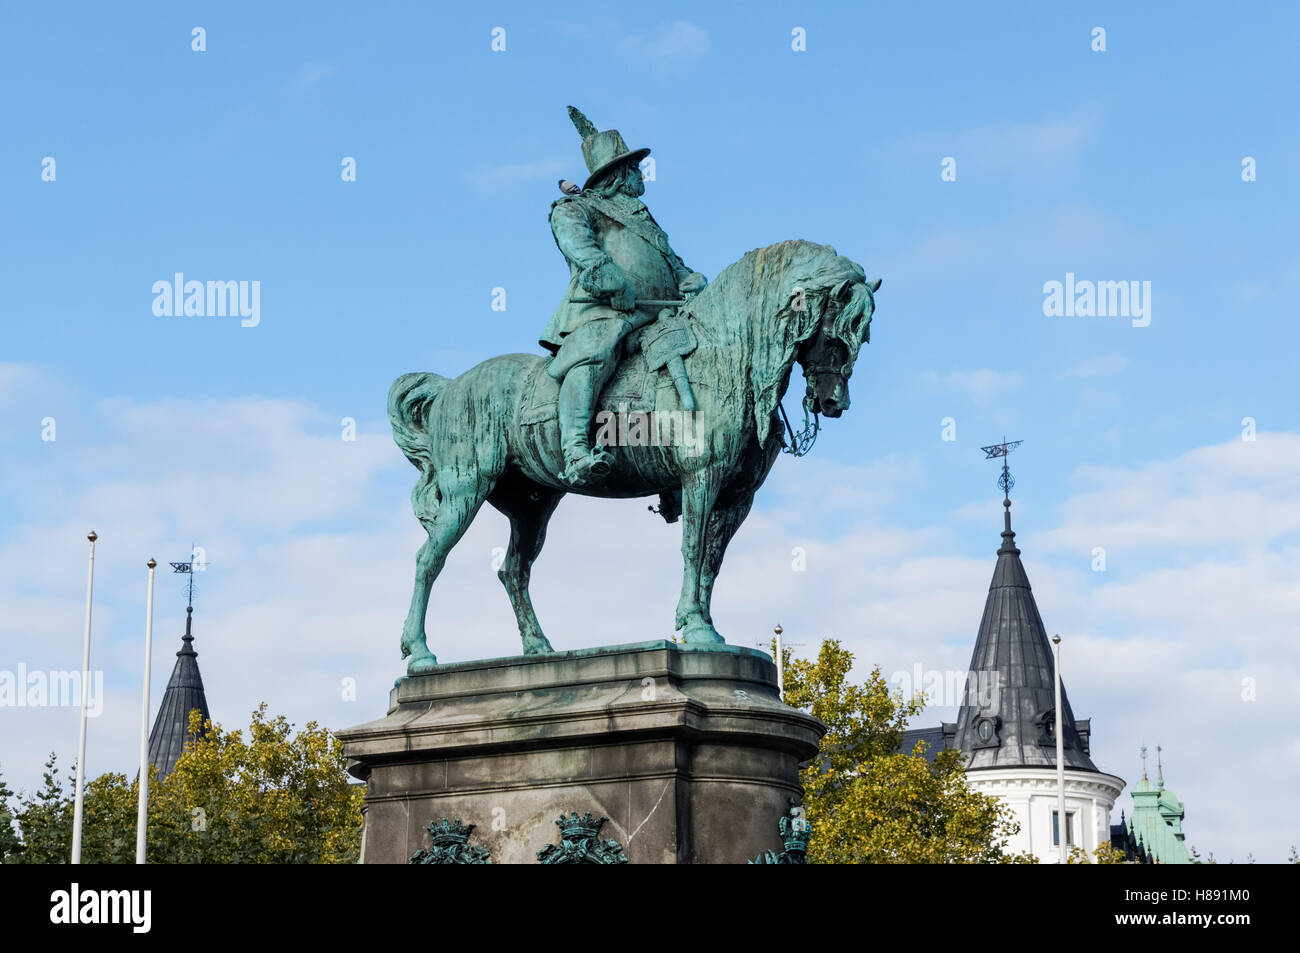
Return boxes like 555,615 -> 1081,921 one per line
779,400 -> 819,457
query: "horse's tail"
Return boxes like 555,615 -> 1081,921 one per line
388,371 -> 451,519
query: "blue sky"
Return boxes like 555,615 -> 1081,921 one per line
2,2 -> 1298,861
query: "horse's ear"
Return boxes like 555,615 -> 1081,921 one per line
868,278 -> 882,293
832,279 -> 852,302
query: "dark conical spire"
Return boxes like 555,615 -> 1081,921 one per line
147,603 -> 210,780
951,491 -> 1099,772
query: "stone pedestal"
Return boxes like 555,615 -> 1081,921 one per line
337,640 -> 824,864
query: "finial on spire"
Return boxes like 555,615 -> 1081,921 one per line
169,549 -> 206,658
981,438 -> 1023,553
1157,744 -> 1164,787
1140,743 -> 1148,780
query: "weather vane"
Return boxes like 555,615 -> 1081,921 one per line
980,437 -> 1023,499
168,544 -> 205,609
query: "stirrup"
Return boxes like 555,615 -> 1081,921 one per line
562,447 -> 613,485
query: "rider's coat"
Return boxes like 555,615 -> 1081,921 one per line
540,191 -> 696,354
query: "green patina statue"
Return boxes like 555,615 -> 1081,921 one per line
389,106 -> 880,673
544,107 -> 709,486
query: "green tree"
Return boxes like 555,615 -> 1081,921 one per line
8,706 -> 363,864
1068,843 -> 1125,864
0,764 -> 23,862
783,639 -> 1028,864
11,754 -> 72,864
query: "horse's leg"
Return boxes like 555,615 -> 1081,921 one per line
487,478 -> 564,655
675,469 -> 725,643
696,488 -> 756,627
697,443 -> 780,624
401,529 -> 441,669
401,466 -> 494,674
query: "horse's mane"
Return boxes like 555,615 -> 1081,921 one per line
682,240 -> 870,446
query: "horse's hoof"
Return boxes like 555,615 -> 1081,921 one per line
681,622 -> 725,645
522,633 -> 555,655
406,650 -> 439,675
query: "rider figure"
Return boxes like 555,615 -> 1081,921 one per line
541,106 -> 707,486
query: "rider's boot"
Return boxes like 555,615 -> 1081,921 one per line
557,363 -> 614,486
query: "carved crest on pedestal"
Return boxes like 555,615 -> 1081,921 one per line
409,818 -> 493,865
536,812 -> 628,864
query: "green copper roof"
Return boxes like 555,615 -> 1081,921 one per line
1127,755 -> 1193,864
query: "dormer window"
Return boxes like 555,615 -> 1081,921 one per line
1037,708 -> 1057,745
972,715 -> 1001,748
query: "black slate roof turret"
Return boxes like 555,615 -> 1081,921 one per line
146,604 -> 211,780
950,495 -> 1099,772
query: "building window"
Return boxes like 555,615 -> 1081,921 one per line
1052,810 -> 1076,847
1037,708 -> 1062,746
972,715 -> 1000,748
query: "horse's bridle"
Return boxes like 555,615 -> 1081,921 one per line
779,399 -> 819,457
779,289 -> 842,457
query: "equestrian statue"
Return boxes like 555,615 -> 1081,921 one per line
389,106 -> 881,673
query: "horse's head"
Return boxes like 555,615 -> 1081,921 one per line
757,244 -> 879,421
794,271 -> 880,417
684,240 -> 880,447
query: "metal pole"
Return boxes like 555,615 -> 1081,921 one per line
70,530 -> 97,864
1053,635 -> 1066,864
135,559 -> 157,864
774,624 -> 784,699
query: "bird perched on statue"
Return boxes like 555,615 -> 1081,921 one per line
558,179 -> 581,195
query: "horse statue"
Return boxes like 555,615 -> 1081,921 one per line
389,239 -> 880,673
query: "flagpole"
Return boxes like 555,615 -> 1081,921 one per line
135,559 -> 157,864
1053,634 -> 1066,864
70,530 -> 97,865
774,624 -> 785,699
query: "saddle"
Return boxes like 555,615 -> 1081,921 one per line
521,310 -> 699,425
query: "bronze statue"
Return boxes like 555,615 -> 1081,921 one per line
388,106 -> 880,673
542,107 -> 708,486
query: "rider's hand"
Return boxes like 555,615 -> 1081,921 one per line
678,272 -> 707,295
609,281 -> 636,312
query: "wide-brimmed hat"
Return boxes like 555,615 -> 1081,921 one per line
568,105 -> 650,191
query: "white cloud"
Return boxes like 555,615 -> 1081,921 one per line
283,63 -> 338,95
872,201 -> 1179,286
1041,433 -> 1300,554
920,368 -> 1024,404
1060,354 -> 1130,379
961,116 -> 1100,175
1,366 -> 1296,861
618,20 -> 710,75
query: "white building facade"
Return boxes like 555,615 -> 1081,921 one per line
965,768 -> 1125,862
